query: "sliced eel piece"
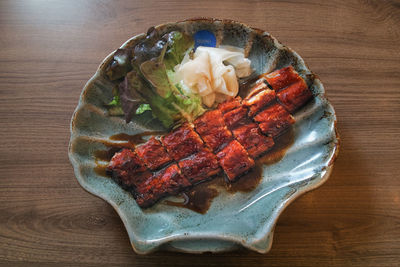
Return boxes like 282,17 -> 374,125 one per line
134,164 -> 191,208
216,140 -> 255,181
135,136 -> 172,170
199,126 -> 233,153
263,66 -> 302,92
243,84 -> 276,116
107,148 -> 147,178
161,123 -> 204,161
232,123 -> 275,158
218,96 -> 242,114
277,79 -> 312,113
178,148 -> 221,184
245,80 -> 269,99
106,148 -> 152,192
253,103 -> 295,138
193,109 -> 225,133
194,109 -> 233,152
112,169 -> 152,192
223,106 -> 251,130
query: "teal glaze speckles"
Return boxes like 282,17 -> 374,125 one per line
68,18 -> 339,254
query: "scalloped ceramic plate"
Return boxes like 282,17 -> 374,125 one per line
68,18 -> 339,254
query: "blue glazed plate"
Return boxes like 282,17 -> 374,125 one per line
68,18 -> 339,254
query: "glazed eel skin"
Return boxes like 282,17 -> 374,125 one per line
107,66 -> 313,208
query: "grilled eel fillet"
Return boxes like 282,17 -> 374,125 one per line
107,66 -> 313,208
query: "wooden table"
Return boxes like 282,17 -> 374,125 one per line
1,0 -> 399,266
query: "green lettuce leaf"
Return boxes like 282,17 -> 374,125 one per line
122,70 -> 179,128
106,86 -> 124,116
140,58 -> 204,123
135,104 -> 151,114
139,31 -> 204,124
108,29 -> 204,129
163,31 -> 194,70
140,58 -> 172,98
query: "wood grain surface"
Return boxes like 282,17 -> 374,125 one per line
0,0 -> 399,266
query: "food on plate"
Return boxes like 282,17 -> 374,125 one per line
174,46 -> 252,107
232,123 -> 274,158
243,82 -> 276,116
216,140 -> 255,182
263,66 -> 312,113
161,123 -> 205,161
178,148 -> 220,184
106,29 -> 205,128
253,103 -> 295,138
106,63 -> 314,208
193,109 -> 233,152
134,164 -> 191,208
135,137 -> 172,170
105,29 -> 254,129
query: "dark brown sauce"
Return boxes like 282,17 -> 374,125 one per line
94,164 -> 109,177
258,128 -> 294,165
164,178 -> 223,214
94,147 -> 122,162
225,164 -> 264,193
